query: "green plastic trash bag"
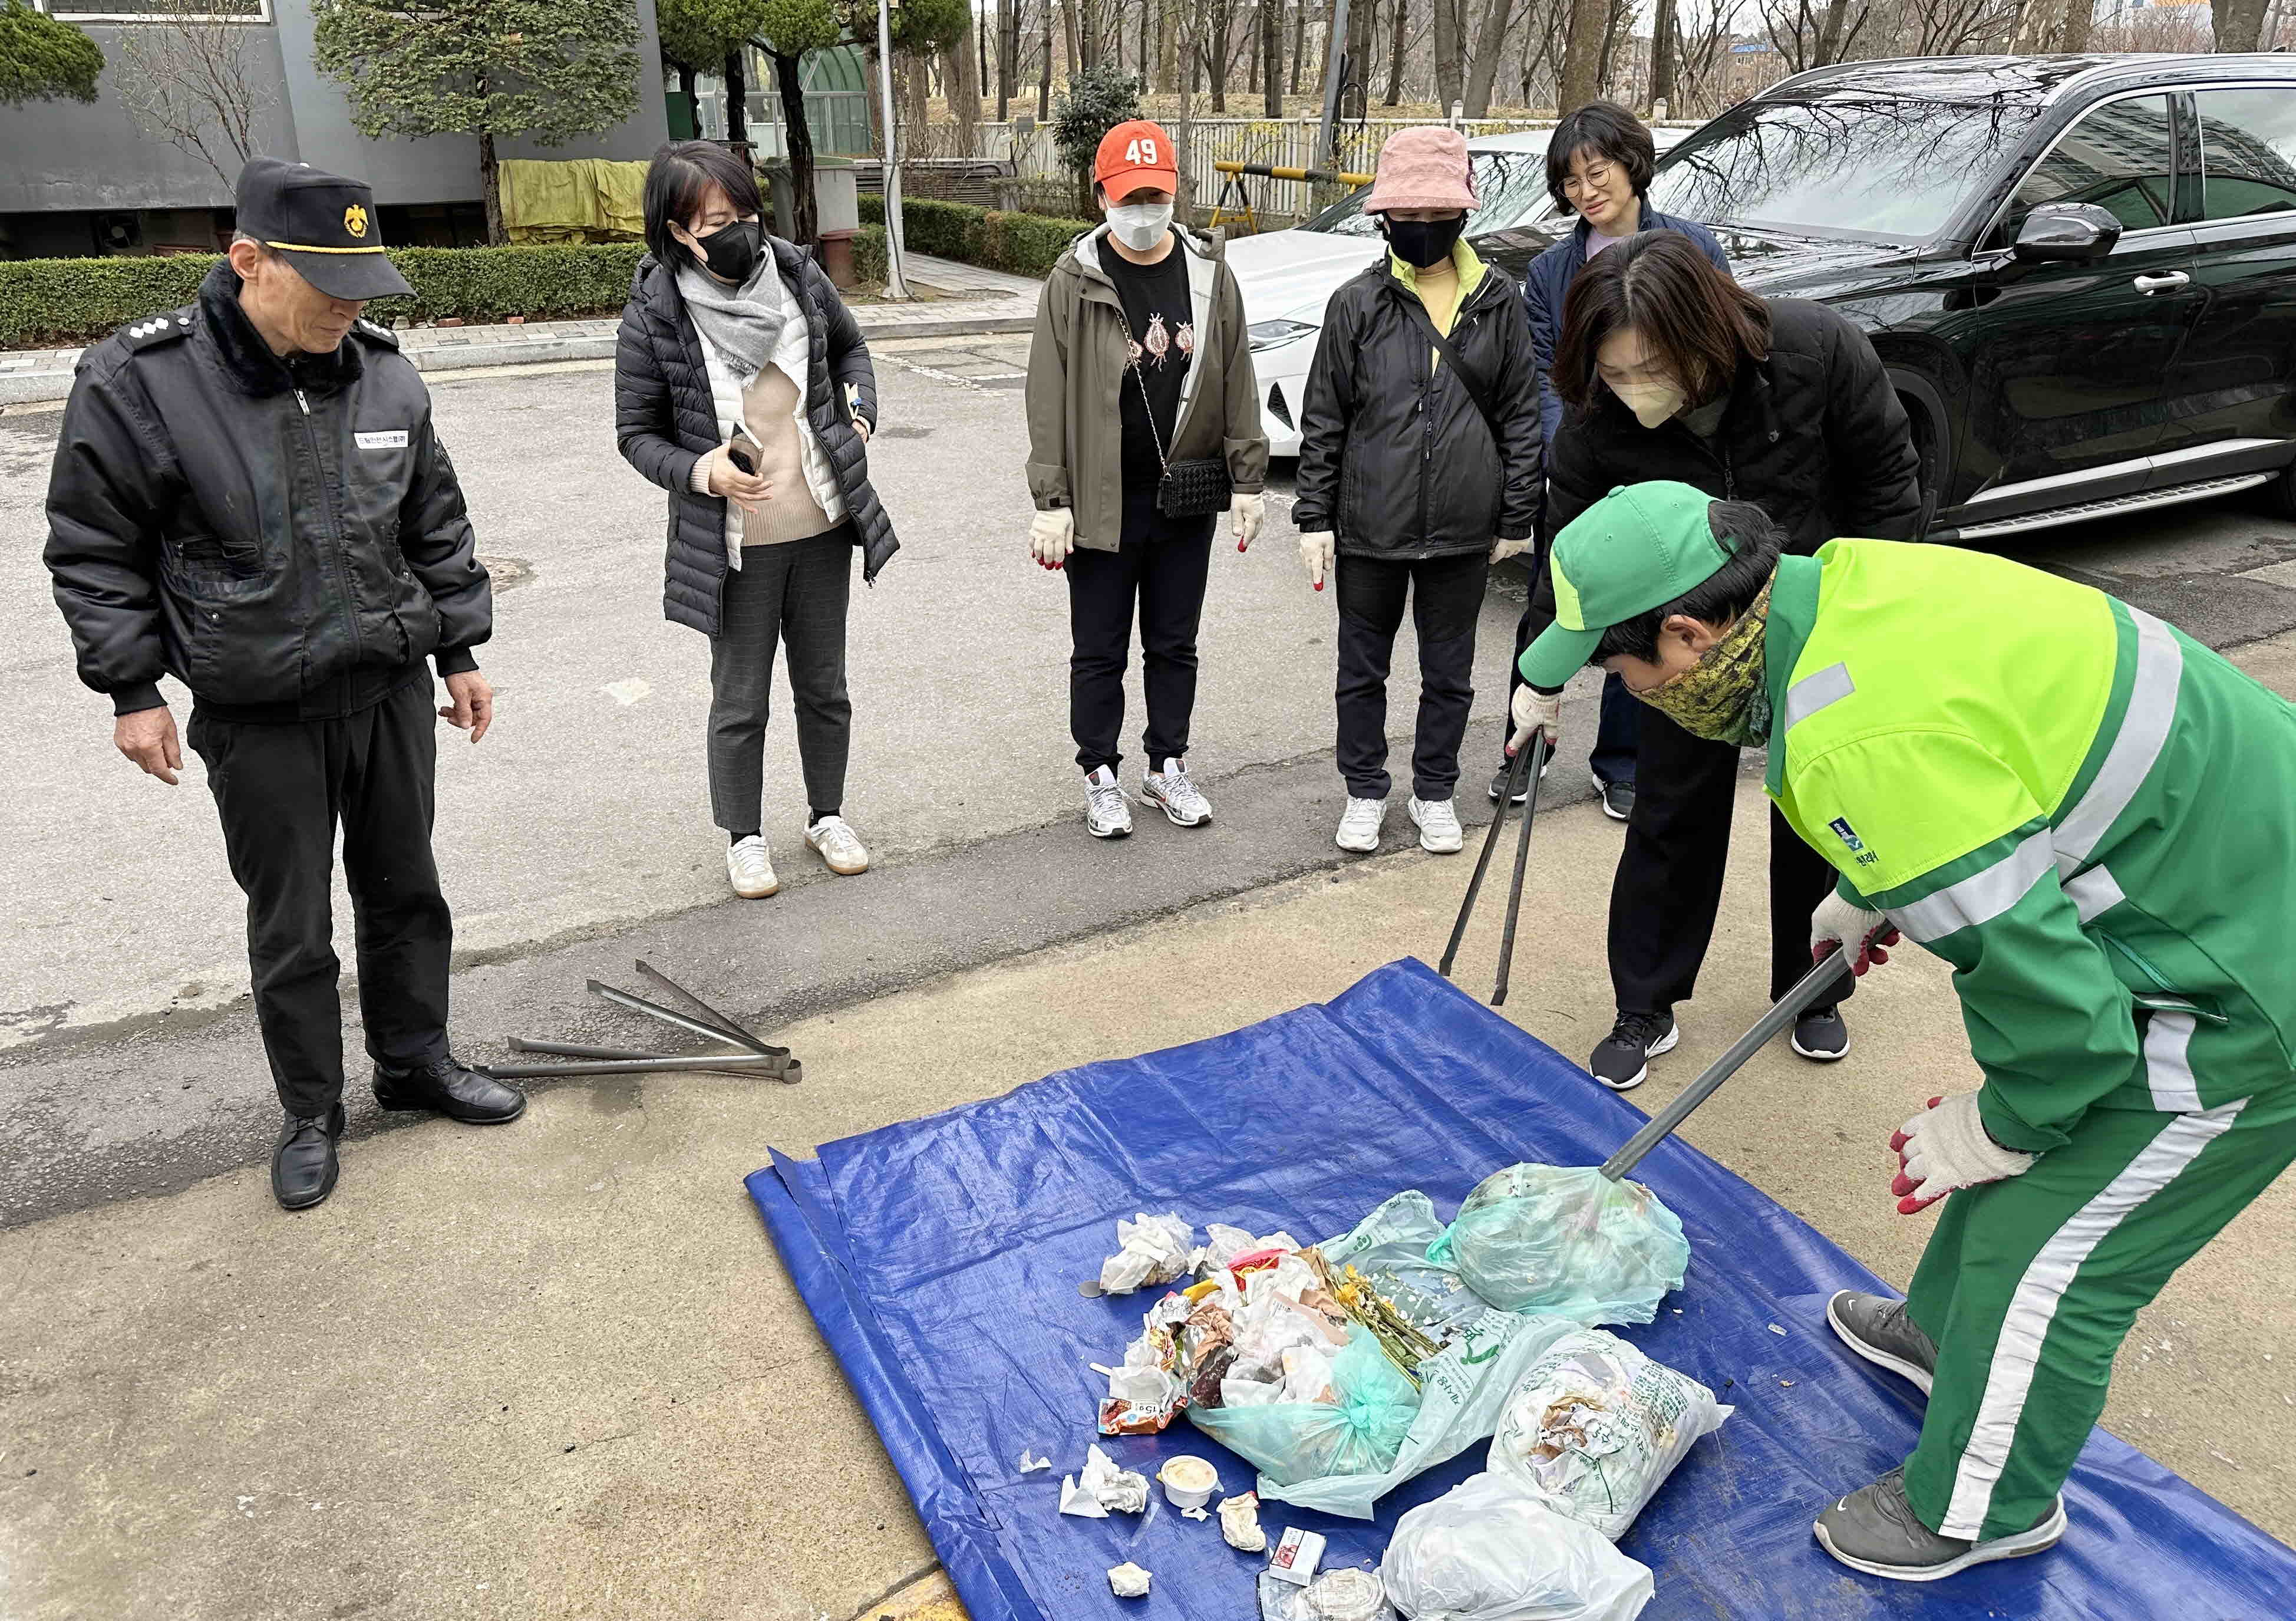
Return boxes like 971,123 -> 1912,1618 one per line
1429,1166 -> 1688,1325
1315,1191 -> 1489,1337
1189,1325 -> 1421,1488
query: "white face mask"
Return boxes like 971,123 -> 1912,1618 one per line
1609,377 -> 1687,430
1106,201 -> 1175,252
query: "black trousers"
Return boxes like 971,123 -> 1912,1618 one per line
708,528 -> 855,831
187,677 -> 453,1116
1609,704 -> 1854,1016
1065,516 -> 1216,774
1335,550 -> 1489,802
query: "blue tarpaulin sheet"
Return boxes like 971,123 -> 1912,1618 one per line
747,959 -> 2294,1620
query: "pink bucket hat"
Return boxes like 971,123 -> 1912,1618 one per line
1364,127 -> 1479,214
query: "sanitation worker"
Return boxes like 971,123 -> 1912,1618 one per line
1511,480 -> 2296,1582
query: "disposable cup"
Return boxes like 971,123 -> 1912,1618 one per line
1157,1455 -> 1219,1511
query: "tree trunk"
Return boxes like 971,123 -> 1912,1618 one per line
1648,0 -> 1675,111
1433,0 -> 1462,111
724,48 -> 751,143
479,129 -> 505,245
1385,0 -> 1407,104
1346,0 -> 1373,116
2057,0 -> 2092,51
2007,0 -> 2057,52
996,0 -> 1012,117
769,49 -> 820,245
1040,0 -> 1053,118
1289,0 -> 1307,94
1263,0 -> 1285,111
1811,0 -> 1852,64
1556,0 -> 1604,113
1209,0 -> 1230,110
2214,0 -> 2270,47
1063,0 -> 1081,77
955,16 -> 982,152
1462,0 -> 1516,116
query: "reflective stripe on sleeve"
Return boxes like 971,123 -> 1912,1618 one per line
1784,662 -> 1855,732
2054,609 -> 2182,877
1886,830 -> 2056,944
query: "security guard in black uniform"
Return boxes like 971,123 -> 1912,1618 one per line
45,157 -> 525,1211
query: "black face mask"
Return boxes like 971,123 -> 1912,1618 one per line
691,218 -> 763,283
1382,215 -> 1466,270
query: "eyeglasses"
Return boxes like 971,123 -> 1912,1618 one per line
1562,164 -> 1619,197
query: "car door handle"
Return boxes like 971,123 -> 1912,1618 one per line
2132,271 -> 2191,295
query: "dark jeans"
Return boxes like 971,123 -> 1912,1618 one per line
1609,704 -> 1855,1016
187,676 -> 453,1116
708,527 -> 855,831
1066,516 -> 1216,774
1513,556 -> 1639,786
1335,550 -> 1490,802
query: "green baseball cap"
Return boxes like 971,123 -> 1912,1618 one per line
1518,481 -> 1731,690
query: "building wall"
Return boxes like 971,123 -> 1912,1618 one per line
0,0 -> 669,221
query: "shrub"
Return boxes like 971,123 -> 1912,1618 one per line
853,194 -> 1093,281
853,223 -> 888,287
0,242 -> 647,348
1051,63 -> 1144,213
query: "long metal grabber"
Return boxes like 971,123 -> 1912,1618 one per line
1598,951 -> 1852,1181
1491,733 -> 1551,1007
632,959 -> 788,1057
1439,736 -> 1536,979
508,1037 -> 782,1078
589,979 -> 781,1056
481,1053 -> 803,1083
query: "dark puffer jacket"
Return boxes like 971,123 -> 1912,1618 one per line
1293,252 -> 1544,559
615,236 -> 896,635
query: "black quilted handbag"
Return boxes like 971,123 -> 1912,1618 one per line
1134,365 -> 1233,518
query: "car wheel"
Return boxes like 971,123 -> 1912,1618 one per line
2268,457 -> 2296,521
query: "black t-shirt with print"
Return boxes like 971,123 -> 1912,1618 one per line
1102,242 -> 1195,490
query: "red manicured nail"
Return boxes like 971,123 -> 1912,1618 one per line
1928,1096 -> 1944,1109
1314,581 -> 1324,591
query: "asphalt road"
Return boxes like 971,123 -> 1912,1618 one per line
5,337 -> 2296,1225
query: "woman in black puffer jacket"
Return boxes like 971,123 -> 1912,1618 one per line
615,140 -> 898,902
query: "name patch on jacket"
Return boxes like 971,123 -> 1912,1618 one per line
355,430 -> 410,450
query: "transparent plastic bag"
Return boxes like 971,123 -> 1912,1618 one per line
1487,1328 -> 1731,1538
1379,1472 -> 1653,1621
1189,1326 -> 1422,1488
1428,1167 -> 1687,1325
1315,1191 -> 1490,1337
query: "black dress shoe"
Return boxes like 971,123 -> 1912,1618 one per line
372,1053 -> 527,1123
273,1103 -> 346,1210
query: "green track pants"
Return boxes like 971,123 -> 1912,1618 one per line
1901,1011 -> 2296,1542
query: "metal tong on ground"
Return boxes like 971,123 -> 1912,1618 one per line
480,960 -> 802,1083
1438,732 -> 1550,1006
1596,950 -> 1850,1181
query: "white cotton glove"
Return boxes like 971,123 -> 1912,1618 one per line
1300,531 -> 1336,592
1811,889 -> 1902,977
1889,1092 -> 2035,1214
1507,684 -> 1562,757
1489,537 -> 1532,564
1231,490 -> 1264,552
1029,507 -> 1076,571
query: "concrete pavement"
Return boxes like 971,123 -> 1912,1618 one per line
5,764 -> 2290,1621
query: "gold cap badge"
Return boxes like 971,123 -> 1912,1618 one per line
344,203 -> 369,239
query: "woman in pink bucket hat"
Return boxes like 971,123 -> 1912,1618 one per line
1292,125 -> 1545,858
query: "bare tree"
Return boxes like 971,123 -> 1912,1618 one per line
1763,0 -> 1872,70
2213,0 -> 2272,47
1557,0 -> 1606,113
1432,0 -> 1464,109
1672,0 -> 1739,115
1262,0 -> 1285,112
1462,0 -> 1518,115
1385,0 -> 1408,104
116,0 -> 276,186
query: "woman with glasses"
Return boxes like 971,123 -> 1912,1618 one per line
1493,100 -> 1731,823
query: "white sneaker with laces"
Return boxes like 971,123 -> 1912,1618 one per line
1084,766 -> 1133,838
1141,757 -> 1213,826
1335,795 -> 1387,852
726,835 -> 779,899
1408,796 -> 1463,854
805,814 -> 870,875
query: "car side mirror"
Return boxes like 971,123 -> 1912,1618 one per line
2011,203 -> 2123,265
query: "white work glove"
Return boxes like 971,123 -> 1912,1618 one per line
1300,531 -> 1336,592
1029,507 -> 1075,571
1811,889 -> 1901,977
1489,536 -> 1532,564
1231,490 -> 1264,552
1507,684 -> 1562,757
1889,1092 -> 2034,1214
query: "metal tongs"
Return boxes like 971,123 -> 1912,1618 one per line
480,960 -> 802,1084
1439,732 -> 1550,1006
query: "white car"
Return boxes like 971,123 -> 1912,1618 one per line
1227,127 -> 1691,457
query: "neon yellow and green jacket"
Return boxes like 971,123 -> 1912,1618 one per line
1765,539 -> 2296,1148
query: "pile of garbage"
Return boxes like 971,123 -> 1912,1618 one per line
1057,1168 -> 1723,1618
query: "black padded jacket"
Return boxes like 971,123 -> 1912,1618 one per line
614,237 -> 896,636
44,261 -> 489,719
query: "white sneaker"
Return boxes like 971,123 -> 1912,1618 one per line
726,835 -> 779,898
1335,795 -> 1386,852
1408,796 -> 1463,854
1084,766 -> 1133,838
805,814 -> 869,875
1141,757 -> 1213,826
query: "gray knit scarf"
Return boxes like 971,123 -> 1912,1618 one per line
676,252 -> 789,382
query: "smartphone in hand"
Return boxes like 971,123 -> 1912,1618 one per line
725,425 -> 766,476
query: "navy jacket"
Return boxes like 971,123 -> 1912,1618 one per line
1523,206 -> 1730,445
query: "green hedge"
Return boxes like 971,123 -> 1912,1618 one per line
853,224 -> 889,288
0,243 -> 646,349
858,193 -> 1091,279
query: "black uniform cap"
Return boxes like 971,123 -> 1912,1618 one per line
233,157 -> 415,302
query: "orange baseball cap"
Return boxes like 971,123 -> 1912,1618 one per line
1094,120 -> 1179,199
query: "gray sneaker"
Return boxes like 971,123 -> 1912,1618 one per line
1084,766 -> 1133,839
1140,757 -> 1212,826
1815,1467 -> 2064,1582
1827,1290 -> 1938,1395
